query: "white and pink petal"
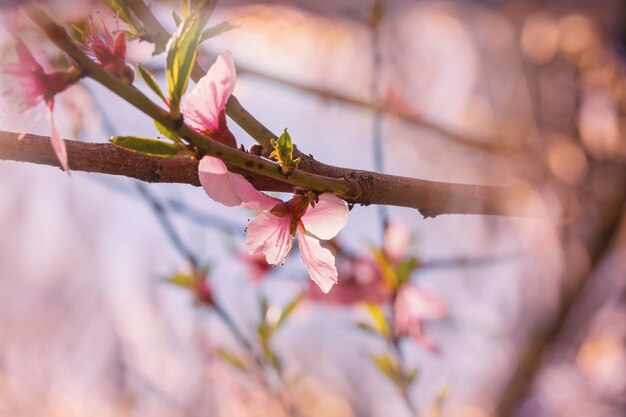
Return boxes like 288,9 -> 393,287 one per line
297,225 -> 338,293
198,156 -> 280,210
300,193 -> 348,240
181,51 -> 236,133
246,213 -> 293,265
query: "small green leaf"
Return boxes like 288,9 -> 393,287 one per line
154,120 -> 181,143
396,257 -> 419,285
165,14 -> 206,117
370,354 -> 402,386
405,368 -> 418,385
370,247 -> 398,290
356,322 -> 383,336
199,21 -> 240,43
181,0 -> 189,18
364,303 -> 389,337
165,271 -> 196,288
216,347 -> 248,372
269,128 -> 300,175
172,10 -> 182,27
111,136 -> 181,157
137,65 -> 166,102
430,383 -> 450,417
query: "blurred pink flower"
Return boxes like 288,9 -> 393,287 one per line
394,284 -> 446,351
384,220 -> 412,263
181,51 -> 237,147
241,251 -> 273,283
79,14 -> 134,84
193,277 -> 215,306
308,248 -> 389,305
4,39 -> 79,171
246,193 -> 348,293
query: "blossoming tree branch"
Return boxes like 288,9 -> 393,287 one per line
1,1 -> 544,293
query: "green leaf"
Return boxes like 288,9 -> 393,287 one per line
216,347 -> 248,372
154,120 -> 181,143
199,21 -> 240,43
269,128 -> 300,175
370,354 -> 402,386
370,247 -> 398,290
405,368 -> 418,385
356,322 -> 383,336
165,14 -> 205,117
364,303 -> 389,337
430,383 -> 450,417
111,136 -> 181,157
137,65 -> 166,102
181,0 -> 189,18
172,10 -> 182,27
396,257 -> 419,285
165,271 -> 196,288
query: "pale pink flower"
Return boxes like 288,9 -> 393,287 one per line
187,52 -> 349,292
241,251 -> 273,283
394,284 -> 446,351
307,242 -> 389,305
384,220 -> 411,263
198,156 -> 279,211
246,193 -> 348,293
79,14 -> 134,84
181,51 -> 236,147
4,39 -> 79,171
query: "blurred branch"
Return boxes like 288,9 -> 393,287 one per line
136,182 -> 201,269
419,252 -> 524,271
495,193 -> 626,416
0,130 -> 545,217
122,0 -> 513,157
369,0 -> 389,240
231,63 -> 515,155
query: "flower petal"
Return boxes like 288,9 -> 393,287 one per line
198,156 -> 281,210
246,213 -> 293,265
300,193 -> 348,240
396,285 -> 446,322
384,221 -> 411,263
297,225 -> 338,293
46,100 -> 68,171
198,156 -> 242,207
181,51 -> 236,133
229,173 -> 281,212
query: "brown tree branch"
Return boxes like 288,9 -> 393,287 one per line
0,130 -> 544,217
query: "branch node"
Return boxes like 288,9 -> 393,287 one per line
343,172 -> 374,205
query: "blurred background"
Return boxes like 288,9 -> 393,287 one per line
0,0 -> 625,416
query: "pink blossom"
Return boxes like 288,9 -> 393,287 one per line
4,39 -> 79,171
246,193 -> 349,293
394,284 -> 446,351
307,243 -> 389,305
241,251 -> 273,283
79,14 -> 134,84
198,156 -> 279,211
181,51 -> 237,147
185,52 -> 349,291
384,220 -> 411,263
